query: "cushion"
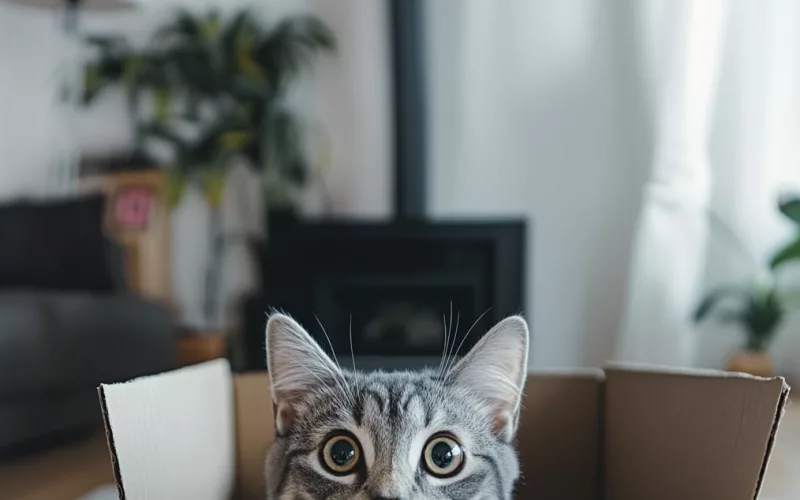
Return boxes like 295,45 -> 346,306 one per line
0,194 -> 117,292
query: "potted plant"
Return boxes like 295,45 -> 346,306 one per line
81,9 -> 335,329
693,276 -> 784,377
693,197 -> 800,377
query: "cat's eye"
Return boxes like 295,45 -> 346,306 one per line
422,433 -> 465,478
320,432 -> 362,475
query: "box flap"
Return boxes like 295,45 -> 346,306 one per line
515,370 -> 604,499
232,373 -> 274,500
604,365 -> 790,500
98,359 -> 236,500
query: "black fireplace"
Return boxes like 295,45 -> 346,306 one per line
241,217 -> 526,371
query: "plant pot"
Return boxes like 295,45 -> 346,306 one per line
726,350 -> 774,377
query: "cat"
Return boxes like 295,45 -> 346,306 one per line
264,312 -> 529,500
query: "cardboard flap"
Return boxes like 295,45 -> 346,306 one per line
232,373 -> 274,500
515,371 -> 604,500
99,359 -> 236,500
604,365 -> 789,500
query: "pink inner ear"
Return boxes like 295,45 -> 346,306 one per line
275,403 -> 296,435
488,397 -> 516,440
273,388 -> 303,435
492,412 -> 512,438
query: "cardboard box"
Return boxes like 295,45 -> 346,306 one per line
98,359 -> 789,500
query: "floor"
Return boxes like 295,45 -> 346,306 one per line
0,432 -> 113,500
1,405 -> 799,499
761,400 -> 800,499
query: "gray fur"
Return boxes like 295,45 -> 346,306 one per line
265,314 -> 529,500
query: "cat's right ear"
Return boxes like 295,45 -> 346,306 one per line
447,316 -> 529,442
266,313 -> 340,434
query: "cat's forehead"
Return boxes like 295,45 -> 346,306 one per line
296,369 -> 490,434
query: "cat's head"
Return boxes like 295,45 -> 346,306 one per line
264,313 -> 529,500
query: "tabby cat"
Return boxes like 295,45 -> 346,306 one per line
264,312 -> 529,499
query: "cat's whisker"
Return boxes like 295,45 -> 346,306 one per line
444,310 -> 461,377
444,307 -> 492,376
439,302 -> 456,378
438,303 -> 455,379
314,313 -> 342,370
436,313 -> 450,378
312,314 -> 354,404
348,314 -> 359,394
445,302 -> 455,376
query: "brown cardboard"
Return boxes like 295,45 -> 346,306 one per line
515,371 -> 603,499
233,373 -> 274,500
98,361 -> 789,500
604,365 -> 790,500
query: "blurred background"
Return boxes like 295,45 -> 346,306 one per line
2,0 -> 800,497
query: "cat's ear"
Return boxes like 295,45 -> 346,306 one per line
266,313 -> 341,434
447,316 -> 529,441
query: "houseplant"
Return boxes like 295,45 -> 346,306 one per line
693,198 -> 800,376
693,275 -> 784,376
81,9 -> 335,328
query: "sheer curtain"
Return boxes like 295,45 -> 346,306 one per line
618,0 -> 800,370
616,0 -> 727,366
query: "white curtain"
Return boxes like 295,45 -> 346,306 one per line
616,0 -> 727,366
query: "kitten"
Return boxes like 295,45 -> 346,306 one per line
264,313 -> 529,500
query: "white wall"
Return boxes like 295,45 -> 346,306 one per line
0,0 -> 392,328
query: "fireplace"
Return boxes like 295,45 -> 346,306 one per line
240,217 -> 526,371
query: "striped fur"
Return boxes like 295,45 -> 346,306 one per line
265,313 -> 529,500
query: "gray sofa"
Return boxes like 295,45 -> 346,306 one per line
0,292 -> 174,450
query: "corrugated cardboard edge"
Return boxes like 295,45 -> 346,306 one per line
97,385 -> 126,500
605,361 -> 778,381
753,380 -> 791,499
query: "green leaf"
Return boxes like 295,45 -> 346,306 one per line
230,75 -> 271,100
165,169 -> 188,209
770,237 -> 800,269
258,107 -> 305,176
82,64 -> 103,104
169,45 -> 221,95
85,35 -> 128,52
200,11 -> 222,42
201,167 -> 228,209
694,286 -> 749,323
741,290 -> 784,349
154,9 -> 202,44
154,89 -> 172,124
122,55 -> 141,85
778,197 -> 800,224
220,11 -> 257,66
218,130 -> 253,152
256,15 -> 335,91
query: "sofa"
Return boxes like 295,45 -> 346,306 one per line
0,193 -> 174,451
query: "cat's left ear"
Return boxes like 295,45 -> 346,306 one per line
447,316 -> 529,441
266,313 -> 341,435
